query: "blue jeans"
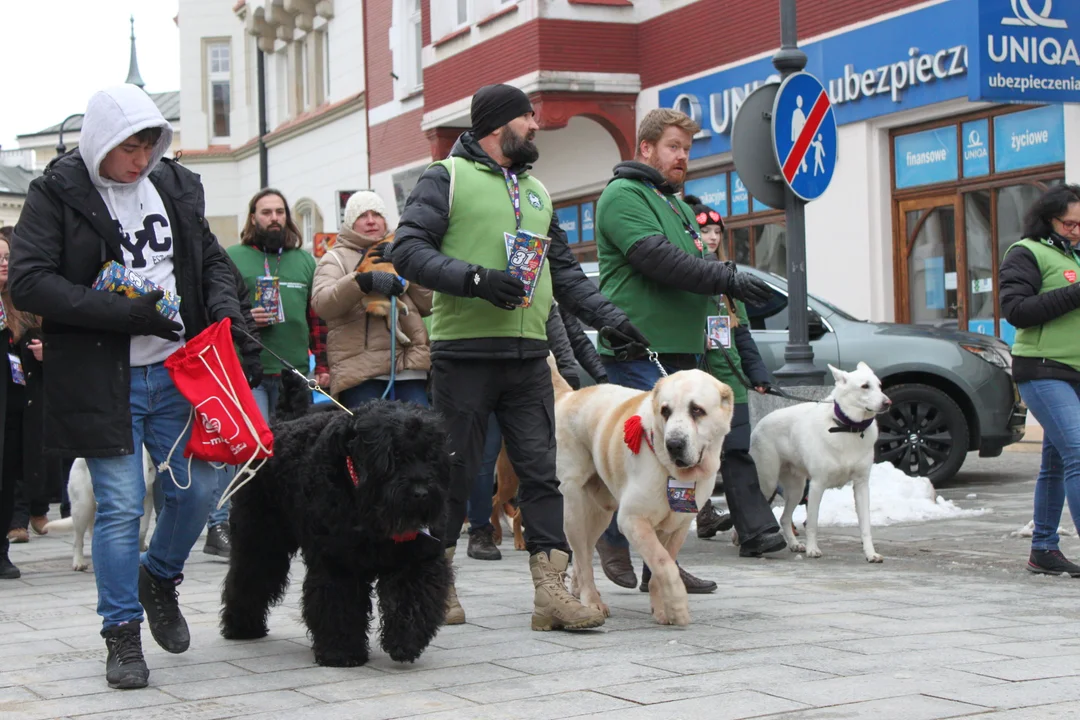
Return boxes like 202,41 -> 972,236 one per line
468,414 -> 502,531
251,374 -> 283,423
1017,379 -> 1080,551
600,358 -> 680,549
85,363 -> 217,629
339,379 -> 429,408
206,465 -> 235,528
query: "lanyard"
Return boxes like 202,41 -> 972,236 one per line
643,181 -> 702,251
501,168 -> 523,231
262,249 -> 282,277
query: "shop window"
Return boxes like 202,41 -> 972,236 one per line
905,204 -> 958,328
965,191 -> 994,335
754,223 -> 787,277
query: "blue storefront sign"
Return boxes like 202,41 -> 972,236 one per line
973,0 -> 1080,104
556,206 -> 579,244
730,172 -> 750,215
660,0 -> 1080,161
894,127 -> 958,189
961,119 -> 990,177
993,104 -> 1066,173
580,202 -> 594,243
683,173 -> 728,215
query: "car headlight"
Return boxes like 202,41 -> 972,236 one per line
961,344 -> 1011,370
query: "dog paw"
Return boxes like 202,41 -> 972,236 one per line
73,562 -> 89,572
220,622 -> 269,641
668,604 -> 691,627
314,651 -> 369,667
866,553 -> 884,564
805,547 -> 823,559
651,605 -> 669,625
588,600 -> 610,618
788,543 -> 806,553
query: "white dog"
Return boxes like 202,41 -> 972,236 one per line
554,356 -> 734,626
44,449 -> 157,571
751,362 -> 891,563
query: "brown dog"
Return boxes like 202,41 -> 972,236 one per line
355,235 -> 412,346
490,443 -> 526,551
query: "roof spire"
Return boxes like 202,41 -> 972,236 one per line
125,14 -> 146,88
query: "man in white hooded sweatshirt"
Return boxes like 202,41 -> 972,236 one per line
10,84 -> 262,690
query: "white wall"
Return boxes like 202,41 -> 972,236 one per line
327,1 -> 363,101
530,116 -> 622,200
1066,104 -> 1080,186
193,160 -> 242,227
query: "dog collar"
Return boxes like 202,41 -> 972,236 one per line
346,456 -> 360,487
623,415 -> 656,455
829,402 -> 875,438
391,531 -> 418,543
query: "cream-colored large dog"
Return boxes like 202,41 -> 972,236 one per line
553,357 -> 734,626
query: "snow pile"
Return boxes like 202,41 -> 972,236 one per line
1010,520 -> 1078,538
771,463 -> 991,527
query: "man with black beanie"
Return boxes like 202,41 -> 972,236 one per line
391,83 -> 648,632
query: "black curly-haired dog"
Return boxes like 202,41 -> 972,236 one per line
219,399 -> 451,667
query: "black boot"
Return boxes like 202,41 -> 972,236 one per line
138,565 -> 190,654
0,555 -> 20,579
467,524 -> 502,561
102,621 -> 149,689
203,524 -> 231,558
1027,549 -> 1080,577
739,531 -> 787,557
640,564 -> 717,594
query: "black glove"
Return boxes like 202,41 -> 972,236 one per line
599,325 -> 649,361
566,374 -> 581,391
241,354 -> 264,389
715,262 -> 773,307
128,291 -> 183,342
366,244 -> 394,265
356,271 -> 406,297
615,320 -> 649,349
596,375 -> 610,384
465,268 -> 526,311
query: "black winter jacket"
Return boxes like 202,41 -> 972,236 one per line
10,151 -> 254,457
559,305 -> 607,384
392,133 -> 629,360
999,235 -> 1080,383
546,305 -> 580,389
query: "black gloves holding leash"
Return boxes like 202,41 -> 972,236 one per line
714,261 -> 773,307
356,271 -> 406,297
599,322 -> 652,362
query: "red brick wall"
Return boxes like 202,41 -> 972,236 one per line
369,108 -> 430,174
365,0 -> 394,108
638,0 -> 927,89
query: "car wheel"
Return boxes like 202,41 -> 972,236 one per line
875,383 -> 968,487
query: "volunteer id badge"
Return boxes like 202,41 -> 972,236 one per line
8,353 -> 25,385
707,315 -> 731,349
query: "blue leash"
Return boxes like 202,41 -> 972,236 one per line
381,294 -> 398,400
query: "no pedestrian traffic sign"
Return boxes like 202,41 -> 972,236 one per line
771,72 -> 838,202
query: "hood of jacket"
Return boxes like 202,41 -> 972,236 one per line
609,160 -> 678,194
81,84 -> 173,190
449,131 -> 532,176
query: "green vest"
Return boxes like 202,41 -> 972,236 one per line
428,157 -> 554,342
1006,237 -> 1080,371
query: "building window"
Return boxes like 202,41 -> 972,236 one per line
393,0 -> 424,96
294,198 -> 324,254
457,0 -> 470,26
297,38 -> 310,111
207,42 -> 231,139
322,29 -> 331,101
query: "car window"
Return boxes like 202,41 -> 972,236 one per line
746,285 -> 790,331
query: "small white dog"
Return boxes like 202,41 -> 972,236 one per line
44,449 -> 157,571
751,362 -> 891,563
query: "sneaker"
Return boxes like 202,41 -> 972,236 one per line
203,524 -> 231,558
696,500 -> 734,539
30,516 -> 49,536
0,556 -> 21,580
101,621 -> 149,690
1027,549 -> 1080,578
138,565 -> 190,653
7,528 -> 28,544
467,524 -> 502,561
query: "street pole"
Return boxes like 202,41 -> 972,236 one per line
55,113 -> 84,157
771,0 -> 824,386
257,48 -> 269,188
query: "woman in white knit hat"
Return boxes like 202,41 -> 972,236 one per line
311,190 -> 433,407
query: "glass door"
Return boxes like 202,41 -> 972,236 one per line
899,195 -> 963,329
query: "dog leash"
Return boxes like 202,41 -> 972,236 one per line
234,326 -> 354,415
708,341 -> 827,405
381,294 -> 398,400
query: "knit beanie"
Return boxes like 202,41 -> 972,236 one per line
684,194 -> 725,231
470,84 -> 533,139
342,190 -> 388,230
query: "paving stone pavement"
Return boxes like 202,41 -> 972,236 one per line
1,451 -> 1078,719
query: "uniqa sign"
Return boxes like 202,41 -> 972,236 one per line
659,0 -> 975,160
973,0 -> 1080,103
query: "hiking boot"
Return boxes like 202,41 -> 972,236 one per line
444,547 -> 466,625
7,528 -> 28,544
530,549 -> 606,631
0,556 -> 20,580
739,531 -> 787,557
595,535 -> 637,589
1027,549 -> 1080,578
138,565 -> 190,654
467,524 -> 502,561
640,564 -> 717,594
30,515 -> 49,536
696,499 -> 733,539
203,524 -> 231,558
101,621 -> 149,690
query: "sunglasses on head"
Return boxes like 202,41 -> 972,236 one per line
696,211 -> 725,230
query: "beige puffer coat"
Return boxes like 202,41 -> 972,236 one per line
311,229 -> 432,396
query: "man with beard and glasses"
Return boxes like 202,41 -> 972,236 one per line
591,108 -> 786,593
227,189 -> 329,422
390,83 -> 648,631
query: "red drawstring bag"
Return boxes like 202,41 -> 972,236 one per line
164,318 -> 273,503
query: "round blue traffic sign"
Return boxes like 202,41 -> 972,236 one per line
771,72 -> 838,202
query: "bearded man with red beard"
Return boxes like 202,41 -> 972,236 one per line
592,108 -> 786,593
